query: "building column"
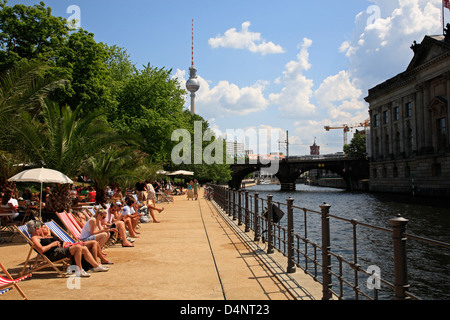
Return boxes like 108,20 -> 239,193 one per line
415,84 -> 424,153
423,82 -> 433,152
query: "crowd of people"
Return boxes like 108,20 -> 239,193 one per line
1,178 -> 201,277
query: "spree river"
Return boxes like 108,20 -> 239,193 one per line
245,183 -> 450,300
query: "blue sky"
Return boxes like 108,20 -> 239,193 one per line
11,0 -> 447,155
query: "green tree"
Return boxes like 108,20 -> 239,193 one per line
0,60 -> 66,183
110,64 -> 188,162
10,100 -> 136,212
51,29 -> 113,116
344,132 -> 367,158
82,147 -> 145,204
0,0 -> 69,72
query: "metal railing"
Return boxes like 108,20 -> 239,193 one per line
209,184 -> 450,300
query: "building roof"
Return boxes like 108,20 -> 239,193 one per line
365,34 -> 450,102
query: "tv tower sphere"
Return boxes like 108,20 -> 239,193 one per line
186,67 -> 200,93
187,19 -> 200,114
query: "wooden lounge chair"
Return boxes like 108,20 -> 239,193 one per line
45,220 -> 76,245
14,225 -> 70,278
0,261 -> 30,300
56,211 -> 82,240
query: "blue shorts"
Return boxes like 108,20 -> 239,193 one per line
81,235 -> 96,241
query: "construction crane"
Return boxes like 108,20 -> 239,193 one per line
324,119 -> 370,146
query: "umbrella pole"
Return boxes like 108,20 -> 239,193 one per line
39,182 -> 42,221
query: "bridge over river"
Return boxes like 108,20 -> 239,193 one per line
229,156 -> 370,191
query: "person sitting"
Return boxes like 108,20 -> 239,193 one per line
120,198 -> 140,238
1,192 -> 21,221
40,223 -> 112,266
27,220 -> 109,277
106,203 -> 134,247
79,209 -> 111,248
87,187 -> 96,203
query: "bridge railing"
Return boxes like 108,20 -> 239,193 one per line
208,184 -> 450,300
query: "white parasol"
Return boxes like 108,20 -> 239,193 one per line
8,168 -> 73,219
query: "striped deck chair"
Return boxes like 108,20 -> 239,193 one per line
56,211 -> 81,240
13,225 -> 69,278
45,220 -> 75,245
0,261 -> 30,300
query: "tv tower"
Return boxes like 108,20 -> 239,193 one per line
186,19 -> 200,114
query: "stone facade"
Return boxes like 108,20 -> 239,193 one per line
365,34 -> 450,197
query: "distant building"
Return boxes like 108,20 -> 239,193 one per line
226,141 -> 245,157
310,140 -> 320,156
365,31 -> 450,197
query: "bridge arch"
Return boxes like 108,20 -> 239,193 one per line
229,158 -> 369,191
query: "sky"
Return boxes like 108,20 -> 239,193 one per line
10,0 -> 448,156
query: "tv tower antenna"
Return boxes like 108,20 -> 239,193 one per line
186,19 -> 200,114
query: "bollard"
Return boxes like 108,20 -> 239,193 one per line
320,202 -> 333,300
254,193 -> 260,241
286,198 -> 296,273
244,191 -> 250,232
390,214 -> 410,300
267,195 -> 274,254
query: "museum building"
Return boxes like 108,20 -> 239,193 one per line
365,29 -> 450,197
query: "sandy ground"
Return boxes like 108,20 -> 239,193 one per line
1,190 -> 324,302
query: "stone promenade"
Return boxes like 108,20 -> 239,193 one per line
0,189 -> 322,301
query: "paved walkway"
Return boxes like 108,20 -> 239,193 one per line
0,189 -> 322,300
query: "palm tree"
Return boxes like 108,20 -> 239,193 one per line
0,60 -> 66,182
83,146 -> 145,204
12,100 -> 135,212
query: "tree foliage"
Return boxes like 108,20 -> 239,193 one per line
344,132 -> 367,158
0,0 -> 232,192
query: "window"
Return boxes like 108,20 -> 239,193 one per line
373,114 -> 379,127
383,111 -> 389,124
437,117 -> 447,149
393,165 -> 398,178
394,106 -> 400,121
432,163 -> 442,177
405,165 -> 411,178
405,102 -> 412,117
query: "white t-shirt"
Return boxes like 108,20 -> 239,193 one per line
122,205 -> 134,217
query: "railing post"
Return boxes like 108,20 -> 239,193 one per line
238,190 -> 242,225
244,190 -> 250,232
232,189 -> 236,220
320,202 -> 333,300
267,195 -> 274,254
390,214 -> 410,300
286,197 -> 296,273
254,193 -> 260,241
225,188 -> 229,214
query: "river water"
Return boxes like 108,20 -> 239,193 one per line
245,183 -> 450,300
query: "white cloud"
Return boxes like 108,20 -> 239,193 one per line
341,0 -> 442,92
315,70 -> 367,122
173,68 -> 269,118
208,21 -> 285,56
269,38 -> 316,117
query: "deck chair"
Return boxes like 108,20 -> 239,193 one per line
45,221 -> 75,245
157,191 -> 173,203
56,211 -> 82,240
0,261 -> 30,300
14,225 -> 70,278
